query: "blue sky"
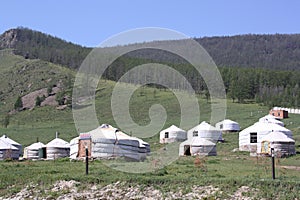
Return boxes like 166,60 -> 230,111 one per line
1,0 -> 300,47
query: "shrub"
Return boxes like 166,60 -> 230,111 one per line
14,96 -> 23,110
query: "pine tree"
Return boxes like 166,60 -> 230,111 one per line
35,96 -> 42,106
14,96 -> 23,110
56,91 -> 65,105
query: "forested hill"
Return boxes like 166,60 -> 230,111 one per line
1,28 -> 300,108
198,34 -> 300,70
0,28 -> 92,69
1,28 -> 300,71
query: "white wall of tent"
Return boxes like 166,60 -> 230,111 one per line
273,107 -> 300,114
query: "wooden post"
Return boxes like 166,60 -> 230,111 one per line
271,148 -> 275,179
85,146 -> 89,175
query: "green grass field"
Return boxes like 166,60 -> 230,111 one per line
0,133 -> 299,198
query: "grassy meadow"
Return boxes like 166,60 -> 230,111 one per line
0,78 -> 299,199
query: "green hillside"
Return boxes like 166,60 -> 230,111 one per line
1,75 -> 299,147
2,28 -> 300,109
0,49 -> 74,125
1,82 -> 300,198
0,48 -> 299,146
2,72 -> 300,152
0,47 -> 300,145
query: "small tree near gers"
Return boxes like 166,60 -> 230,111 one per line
2,114 -> 10,128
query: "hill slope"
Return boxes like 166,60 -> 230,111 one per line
0,49 -> 74,117
2,28 -> 300,108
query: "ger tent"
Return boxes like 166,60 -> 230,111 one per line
239,122 -> 293,153
215,119 -> 240,132
0,135 -> 22,157
0,139 -> 19,160
258,131 -> 295,157
259,115 -> 284,127
69,137 -> 79,159
46,137 -> 70,159
76,124 -> 150,161
159,125 -> 187,143
179,137 -> 217,156
23,142 -> 46,160
187,121 -> 222,142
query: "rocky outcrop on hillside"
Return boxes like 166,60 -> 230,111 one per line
21,88 -> 48,109
21,87 -> 59,110
0,29 -> 18,49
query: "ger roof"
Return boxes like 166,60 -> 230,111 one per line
223,119 -> 239,124
46,138 -> 70,148
26,142 -> 45,150
0,135 -> 21,146
261,131 -> 295,142
190,121 -> 220,131
161,125 -> 186,133
82,124 -> 149,145
0,139 -> 18,150
246,122 -> 290,132
180,137 -> 216,146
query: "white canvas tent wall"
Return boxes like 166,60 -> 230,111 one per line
215,119 -> 240,132
81,124 -> 150,161
159,125 -> 187,143
69,137 -> 79,159
0,139 -> 19,160
187,121 -> 222,142
23,142 -> 45,159
258,131 -> 295,157
239,122 -> 293,154
0,135 -> 22,157
46,138 -> 70,159
259,115 -> 284,127
179,137 -> 217,156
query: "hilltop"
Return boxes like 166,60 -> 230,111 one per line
0,28 -> 91,69
1,28 -> 300,70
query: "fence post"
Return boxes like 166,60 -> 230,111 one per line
271,148 -> 275,179
85,146 -> 89,175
